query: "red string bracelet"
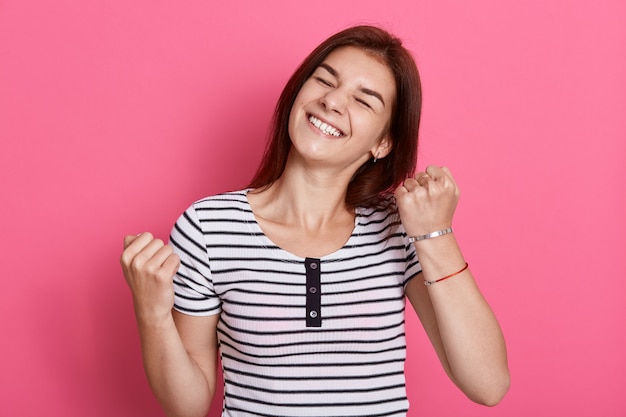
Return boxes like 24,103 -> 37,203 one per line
424,262 -> 469,286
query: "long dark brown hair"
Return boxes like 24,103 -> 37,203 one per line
248,25 -> 422,209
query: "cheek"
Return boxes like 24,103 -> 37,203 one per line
288,90 -> 312,132
355,114 -> 388,140
287,104 -> 303,141
287,103 -> 298,130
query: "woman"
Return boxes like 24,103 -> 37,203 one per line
121,25 -> 510,417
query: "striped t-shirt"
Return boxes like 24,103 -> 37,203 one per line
170,190 -> 422,417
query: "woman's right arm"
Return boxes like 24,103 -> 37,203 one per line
120,232 -> 219,417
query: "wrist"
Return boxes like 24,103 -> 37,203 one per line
408,227 -> 453,242
133,301 -> 175,330
410,230 -> 461,264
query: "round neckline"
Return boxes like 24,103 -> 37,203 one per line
242,189 -> 361,261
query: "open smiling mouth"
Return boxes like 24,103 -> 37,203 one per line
308,115 -> 345,137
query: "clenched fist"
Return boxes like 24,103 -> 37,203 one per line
394,165 -> 460,237
120,232 -> 180,325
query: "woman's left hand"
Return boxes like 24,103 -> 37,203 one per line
394,165 -> 460,237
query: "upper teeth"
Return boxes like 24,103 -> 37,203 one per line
309,115 -> 343,137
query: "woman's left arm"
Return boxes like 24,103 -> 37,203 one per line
396,166 -> 510,406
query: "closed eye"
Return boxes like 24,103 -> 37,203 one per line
356,97 -> 372,109
315,77 -> 333,87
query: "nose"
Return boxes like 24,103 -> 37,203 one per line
320,88 -> 347,114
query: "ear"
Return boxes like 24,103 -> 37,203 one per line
372,134 -> 393,159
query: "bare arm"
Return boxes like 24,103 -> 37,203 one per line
405,236 -> 509,405
121,233 -> 219,417
396,166 -> 510,406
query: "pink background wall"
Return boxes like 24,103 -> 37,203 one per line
1,0 -> 624,416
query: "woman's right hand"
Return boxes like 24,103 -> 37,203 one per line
120,232 -> 180,326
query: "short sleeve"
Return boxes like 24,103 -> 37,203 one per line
169,204 -> 222,316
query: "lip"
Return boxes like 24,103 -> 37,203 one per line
306,113 -> 346,138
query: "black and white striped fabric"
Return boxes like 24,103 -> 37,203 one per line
170,190 -> 422,417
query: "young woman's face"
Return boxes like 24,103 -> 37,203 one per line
287,46 -> 396,172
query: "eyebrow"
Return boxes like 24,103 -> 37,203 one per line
318,63 -> 386,106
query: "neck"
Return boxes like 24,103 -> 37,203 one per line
250,156 -> 356,230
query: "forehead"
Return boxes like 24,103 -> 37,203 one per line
319,46 -> 396,101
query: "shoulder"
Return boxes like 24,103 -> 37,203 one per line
356,198 -> 401,229
171,189 -> 254,245
173,189 -> 252,230
192,189 -> 250,211
356,200 -> 415,246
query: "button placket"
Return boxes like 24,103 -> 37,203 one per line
305,258 -> 321,327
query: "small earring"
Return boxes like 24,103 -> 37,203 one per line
373,152 -> 379,163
